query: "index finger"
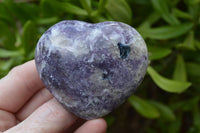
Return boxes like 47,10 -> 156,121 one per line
0,60 -> 44,113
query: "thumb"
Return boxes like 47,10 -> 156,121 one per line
5,98 -> 79,133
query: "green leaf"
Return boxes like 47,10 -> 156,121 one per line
21,20 -> 37,56
3,1 -> 39,24
128,95 -> 160,119
0,21 -> 16,49
104,115 -> 115,127
36,17 -> 58,25
141,23 -> 193,40
40,0 -> 63,16
0,3 -> 14,25
148,45 -> 172,60
0,59 -> 14,71
41,0 -> 88,16
105,0 -> 132,24
176,31 -> 196,50
186,63 -> 200,77
170,97 -> 200,111
147,66 -> 191,93
186,0 -> 200,5
149,101 -> 176,121
195,40 -> 200,50
98,0 -> 107,14
137,12 -> 161,35
151,0 -> 179,25
193,104 -> 200,131
138,12 -> 160,30
62,2 -> 88,16
187,2 -> 200,20
167,114 -> 182,133
79,0 -> 92,14
173,54 -> 187,82
173,8 -> 193,19
0,48 -> 22,58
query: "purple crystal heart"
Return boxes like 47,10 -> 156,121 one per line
35,20 -> 148,120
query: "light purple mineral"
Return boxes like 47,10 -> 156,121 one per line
35,20 -> 148,120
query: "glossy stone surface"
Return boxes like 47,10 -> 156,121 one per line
35,20 -> 148,120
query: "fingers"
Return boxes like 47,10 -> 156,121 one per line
74,118 -> 107,133
5,98 -> 79,133
0,110 -> 17,132
16,89 -> 53,121
0,60 -> 44,113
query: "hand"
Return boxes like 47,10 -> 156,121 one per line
0,60 -> 107,133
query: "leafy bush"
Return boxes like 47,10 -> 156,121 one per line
0,0 -> 200,132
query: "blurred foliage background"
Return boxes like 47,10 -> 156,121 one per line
0,0 -> 200,132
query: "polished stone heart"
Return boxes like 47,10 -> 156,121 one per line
35,20 -> 148,120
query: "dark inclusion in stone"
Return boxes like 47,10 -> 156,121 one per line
102,73 -> 109,80
35,20 -> 148,120
117,42 -> 131,59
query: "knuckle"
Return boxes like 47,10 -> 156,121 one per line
8,65 -> 23,78
43,100 -> 67,120
40,89 -> 53,100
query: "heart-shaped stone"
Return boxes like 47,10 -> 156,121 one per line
35,20 -> 148,120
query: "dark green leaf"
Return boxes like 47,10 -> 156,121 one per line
0,3 -> 14,25
186,63 -> 200,77
62,2 -> 88,16
147,66 -> 191,93
187,1 -> 200,20
128,95 -> 160,119
170,97 -> 200,111
41,0 -> 88,16
173,8 -> 193,19
193,104 -> 200,131
36,17 -> 59,25
0,70 -> 8,78
140,23 -> 193,40
167,114 -> 182,133
149,101 -> 176,121
40,0 -> 64,16
104,115 -> 115,127
0,58 -> 14,71
138,12 -> 160,29
105,0 -> 132,24
0,21 -> 16,49
21,20 -> 37,56
98,0 -> 107,14
186,0 -> 200,5
148,46 -> 172,60
137,12 -> 161,34
4,1 -> 39,24
151,0 -> 180,25
0,48 -> 22,58
195,40 -> 200,50
79,0 -> 92,14
176,31 -> 196,50
173,54 -> 187,82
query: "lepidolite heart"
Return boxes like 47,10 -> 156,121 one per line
35,20 -> 148,120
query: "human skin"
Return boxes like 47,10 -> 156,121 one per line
0,60 -> 107,133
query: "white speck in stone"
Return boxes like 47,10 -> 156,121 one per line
102,34 -> 109,40
103,70 -> 108,75
39,62 -> 46,77
87,29 -> 102,41
88,54 -> 94,63
66,39 -> 89,57
91,64 -> 94,68
110,32 -> 120,40
101,54 -> 105,59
